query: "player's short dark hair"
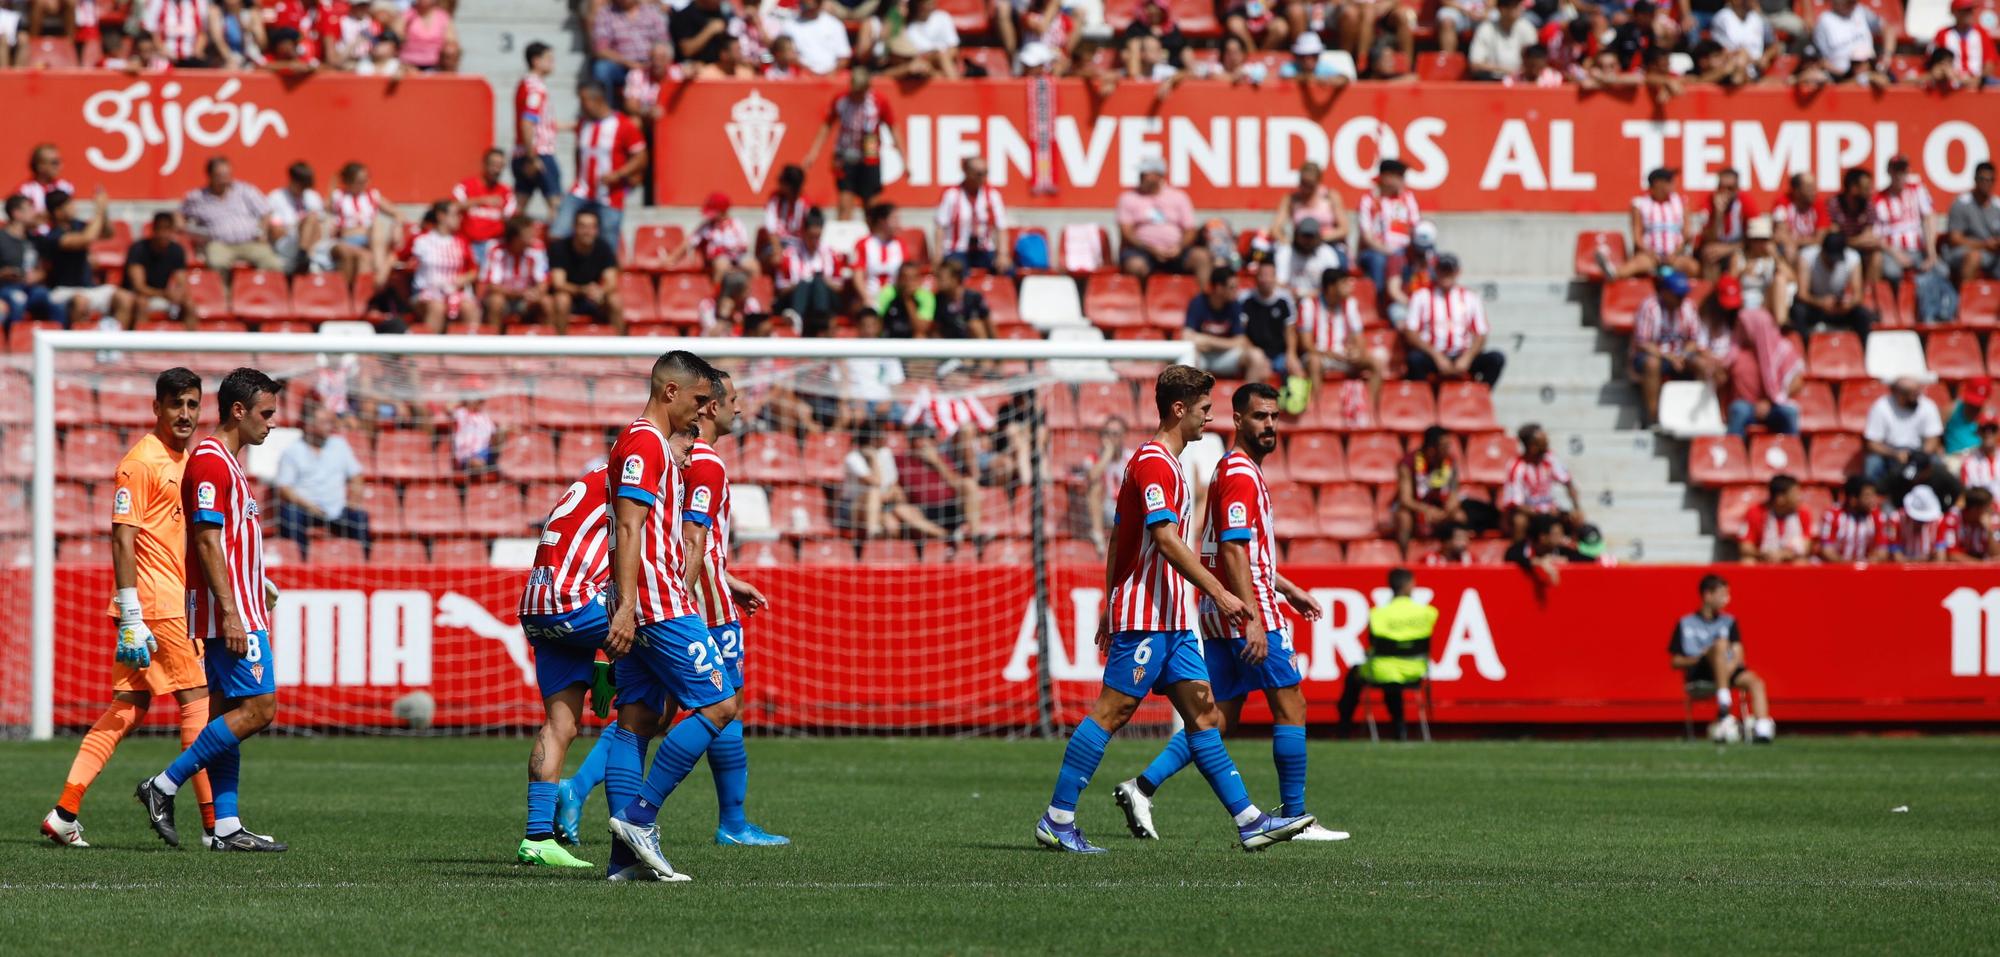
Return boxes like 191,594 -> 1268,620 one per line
1699,573 -> 1728,595
525,40 -> 550,66
215,367 -> 280,423
1233,381 -> 1279,414
155,367 -> 201,402
1388,567 -> 1414,592
651,349 -> 718,394
1154,364 -> 1215,420
1768,474 -> 1799,499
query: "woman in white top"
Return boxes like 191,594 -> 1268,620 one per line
1729,216 -> 1794,322
843,428 -> 950,538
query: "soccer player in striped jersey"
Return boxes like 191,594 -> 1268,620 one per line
1035,366 -> 1316,854
1114,383 -> 1347,843
601,350 -> 732,882
684,369 -> 787,846
137,368 -> 288,852
514,462 -> 615,869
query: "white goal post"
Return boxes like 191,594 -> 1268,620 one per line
26,330 -> 1194,739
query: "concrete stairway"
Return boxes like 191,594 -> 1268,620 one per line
456,0 -> 582,173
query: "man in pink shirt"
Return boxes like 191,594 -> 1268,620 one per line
1117,157 -> 1212,285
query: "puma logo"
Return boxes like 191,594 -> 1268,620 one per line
434,591 -> 535,688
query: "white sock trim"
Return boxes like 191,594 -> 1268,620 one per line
152,772 -> 179,796
214,816 -> 242,837
1233,805 -> 1262,827
1046,806 -> 1075,825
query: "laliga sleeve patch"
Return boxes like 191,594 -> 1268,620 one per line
1144,483 -> 1166,511
621,454 -> 646,486
690,486 -> 712,512
196,481 -> 217,511
113,487 -> 134,516
1227,501 -> 1248,528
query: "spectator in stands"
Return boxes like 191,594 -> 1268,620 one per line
895,422 -> 983,539
1792,231 -> 1874,338
763,164 -> 813,266
1711,0 -> 1778,80
1610,0 -> 1672,71
1875,157 -> 1949,320
844,426 -> 952,539
1425,521 -> 1474,565
1356,159 -> 1421,296
1864,376 -> 1945,487
14,146 -> 72,216
1395,425 -> 1473,558
178,157 -> 284,273
1606,167 -> 1699,280
1467,0 -> 1538,81
1183,266 -> 1272,382
1504,42 -> 1564,87
1925,45 -> 1980,91
1893,448 -> 1963,511
0,195 -> 66,330
1500,422 -> 1583,541
936,159 -> 1011,274
1338,0 -> 1413,66
1736,474 -> 1812,563
118,211 -> 197,331
331,161 -> 401,286
1893,485 -> 1949,562
1078,416 -> 1131,553
775,208 -> 842,335
480,215 -> 551,330
1270,161 -> 1348,247
1943,377 -> 1992,467
1933,0 -> 1996,87
453,148 -> 516,271
1947,487 -> 1997,562
1958,410 -> 2000,497
930,258 -> 993,340
354,33 -> 405,76
141,0 -> 212,67
1401,254 -> 1504,385
670,0 -> 736,64
881,0 -> 962,79
557,81 -> 647,251
1630,269 -> 1699,428
591,0 -> 667,98
782,0 -> 855,76
1121,0 -> 1186,78
675,191 -> 757,285
1771,172 -> 1824,265
1385,219 -> 1438,326
514,42 -> 563,218
1696,168 -> 1756,279
1296,266 -> 1382,409
834,309 -> 906,428
698,269 -> 761,336
1273,218 -> 1345,299
103,29 -> 174,72
765,35 -> 805,77
401,201 -> 481,333
1825,167 -> 1883,285
398,0 -> 458,71
274,405 -> 371,562
1945,161 -> 2000,283
1278,30 -> 1355,88
445,383 -> 500,476
1732,216 -> 1793,321
37,189 -> 131,328
1506,513 -> 1589,585
877,262 -> 934,338
548,208 -> 624,334
803,66 -> 893,220
1817,475 -> 1892,562
1812,0 -> 1893,90
1117,156 -> 1207,283
700,35 -> 760,78
1241,260 -> 1298,383
1722,285 -> 1805,436
259,25 -> 322,74
848,201 -> 906,303
268,161 -> 329,275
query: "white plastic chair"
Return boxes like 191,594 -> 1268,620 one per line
1864,330 -> 1931,383
244,427 -> 302,483
1657,381 -> 1727,438
1046,326 -> 1118,382
488,538 -> 538,568
732,483 -> 779,542
1019,275 -> 1087,329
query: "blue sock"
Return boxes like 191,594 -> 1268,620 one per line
1188,727 -> 1253,818
1048,718 -> 1113,814
603,725 -> 645,814
526,781 -> 558,840
568,730 -> 615,798
1138,730 -> 1193,793
207,742 -> 241,824
1272,725 -> 1307,816
162,717 -> 239,788
621,715 -> 723,826
708,720 -> 748,831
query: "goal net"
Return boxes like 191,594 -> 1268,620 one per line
7,331 -> 1192,739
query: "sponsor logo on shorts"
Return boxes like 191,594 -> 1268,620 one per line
113,487 -> 133,516
1227,501 -> 1247,528
690,486 -> 712,512
196,481 -> 216,510
1144,483 -> 1166,511
710,669 -> 726,690
621,454 -> 646,485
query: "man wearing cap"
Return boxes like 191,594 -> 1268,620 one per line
1630,268 -> 1700,428
675,192 -> 756,285
1793,231 -> 1874,338
1733,215 -> 1793,319
1864,377 -> 1945,488
1958,406 -> 2000,497
1273,218 -> 1343,299
1894,485 -> 1950,562
1697,168 -> 1758,279
1945,161 -> 2000,283
1385,219 -> 1440,326
1737,475 -> 1813,564
1400,253 -> 1504,385
1356,159 -> 1422,296
1933,0 -> 1996,85
1606,167 -> 1699,280
1116,156 -> 1209,284
1943,376 -> 1993,464
1717,275 -> 1806,436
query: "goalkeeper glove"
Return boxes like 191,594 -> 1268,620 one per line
114,588 -> 155,668
590,659 -> 616,720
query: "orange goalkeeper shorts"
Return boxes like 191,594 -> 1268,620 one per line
111,617 -> 206,696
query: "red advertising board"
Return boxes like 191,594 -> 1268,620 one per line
655,79 -> 1996,213
0,72 -> 493,201
19,564 -> 2000,730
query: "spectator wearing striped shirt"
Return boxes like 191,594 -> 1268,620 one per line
1500,423 -> 1584,542
1893,485 -> 1949,563
775,208 -> 841,335
1946,487 -> 1997,563
513,43 -> 564,216
179,157 -> 286,273
479,215 -> 551,329
1933,0 -> 1995,85
1737,474 -> 1813,564
761,164 -> 813,266
1958,412 -> 2000,498
1816,476 -> 1891,563
446,380 -> 500,476
1630,269 -> 1699,428
1770,171 -> 1824,264
851,202 -> 908,303
400,201 -> 482,333
1399,253 -> 1504,385
1604,167 -> 1700,280
673,191 -> 758,285
1294,266 -> 1381,407
590,0 -> 668,106
330,161 -> 403,287
1696,168 -> 1757,279
935,157 -> 1011,274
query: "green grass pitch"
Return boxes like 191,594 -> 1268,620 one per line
3,734 -> 1998,955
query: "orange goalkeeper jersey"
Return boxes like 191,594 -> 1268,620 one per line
104,432 -> 188,621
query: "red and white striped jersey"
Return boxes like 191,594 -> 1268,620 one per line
1945,507 -> 1996,560
515,74 -> 561,156
1404,285 -> 1488,356
1892,513 -> 1947,560
182,437 -> 268,638
571,113 -> 647,210
692,216 -> 752,264
764,193 -> 812,242
1703,192 -> 1758,244
935,184 -> 1006,256
826,89 -> 894,160
1871,179 -> 1934,253
143,0 -> 205,61
608,418 -> 698,625
1109,441 -> 1192,633
1815,506 -> 1889,561
1633,193 -> 1687,256
776,239 -> 840,287
901,387 -> 996,438
14,177 -> 76,213
405,229 -> 474,294
1297,293 -> 1361,355
849,233 -> 906,297
331,187 -> 383,236
452,176 -> 517,245
1198,451 -> 1282,640
480,244 -> 549,292
518,464 -> 611,617
1770,195 -> 1821,241
683,439 -> 741,626
1934,25 -> 1996,76
1499,454 -> 1571,512
449,406 -> 495,464
1633,294 -> 1699,354
1960,449 -> 2000,497
1359,189 -> 1421,253
1739,502 -> 1814,553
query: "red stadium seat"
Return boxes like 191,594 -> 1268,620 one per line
1794,381 -> 1838,433
628,225 -> 684,273
960,46 -> 1011,77
292,272 -> 356,323
1286,539 -> 1344,564
1169,0 -> 1220,36
1808,332 -> 1866,380
1869,280 -> 1906,329
368,541 -> 426,563
373,432 -> 445,481
1746,434 -> 1807,483
1436,382 -> 1498,433
1374,381 -> 1436,433
1462,431 -> 1514,486
619,272 -> 662,325
1959,279 -> 1999,328
1315,483 -> 1378,540
1575,231 -> 1626,281
1687,435 -> 1749,488
1048,538 -> 1100,567
1085,274 -> 1145,331
464,484 -> 527,536
1414,52 -> 1468,80
655,273 -> 711,328
735,540 -> 792,568
859,539 -> 923,564
498,433 -> 566,482
431,539 -> 489,565
52,483 -> 96,537
1345,539 -> 1402,565
96,381 -> 157,428
23,37 -> 80,69
184,269 -> 229,319
1926,330 -> 1986,381
767,485 -> 831,537
736,432 -> 797,485
60,427 -> 124,480
894,228 -> 931,266
1345,432 -> 1402,485
1144,275 -> 1199,331
969,271 -> 1020,326
1808,432 -> 1863,484
1285,433 -> 1346,484
1837,379 -> 1887,432
1076,381 -> 1138,426
801,432 -> 850,485
229,270 -> 290,322
401,483 -> 465,535
1467,539 -> 1512,565
1266,481 -> 1320,539
1714,484 -> 1765,540
60,537 -> 114,563
798,538 -> 856,564
358,483 -> 405,535
1599,278 -> 1651,335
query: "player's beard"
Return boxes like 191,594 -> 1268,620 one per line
1254,430 -> 1277,454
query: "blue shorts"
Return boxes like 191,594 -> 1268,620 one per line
1102,629 -> 1208,698
522,594 -> 610,699
204,630 -> 276,699
710,621 -> 745,691
614,614 -> 733,714
1202,629 -> 1304,702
